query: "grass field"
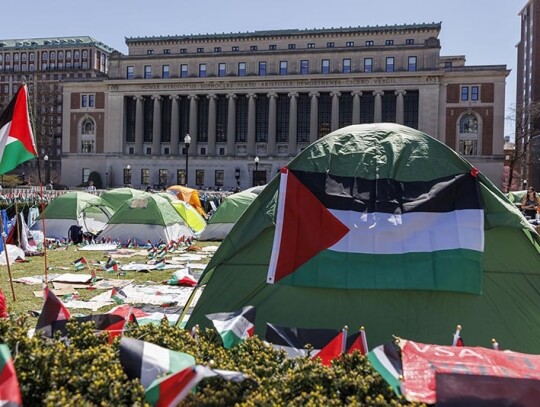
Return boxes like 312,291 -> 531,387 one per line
0,241 -> 218,315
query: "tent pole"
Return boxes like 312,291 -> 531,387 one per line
38,182 -> 48,284
0,215 -> 16,301
15,202 -> 20,249
175,285 -> 200,328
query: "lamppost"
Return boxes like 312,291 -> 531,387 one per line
105,172 -> 109,189
184,134 -> 191,186
43,154 -> 50,184
523,179 -> 528,191
253,156 -> 259,186
124,164 -> 132,186
235,167 -> 240,187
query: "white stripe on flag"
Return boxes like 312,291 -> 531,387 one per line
265,342 -> 320,358
140,341 -> 171,388
212,315 -> 253,339
267,169 -> 288,283
329,209 -> 484,254
372,346 -> 400,379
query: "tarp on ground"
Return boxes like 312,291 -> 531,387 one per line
157,193 -> 207,233
100,194 -> 193,245
199,186 -> 265,241
166,185 -> 206,216
187,123 -> 540,353
100,188 -> 150,211
31,191 -> 114,239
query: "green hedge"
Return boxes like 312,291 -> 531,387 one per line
0,317 -> 418,406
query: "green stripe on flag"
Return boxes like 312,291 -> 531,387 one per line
367,349 -> 401,395
220,329 -> 244,349
0,140 -> 36,174
280,248 -> 483,293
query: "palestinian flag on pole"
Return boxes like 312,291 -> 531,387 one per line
347,327 -> 369,355
119,337 -> 195,388
367,342 -> 403,396
111,287 -> 127,304
264,323 -> 340,358
47,313 -> 132,342
73,257 -> 88,271
104,259 -> 119,273
311,327 -> 347,366
167,269 -> 197,287
0,344 -> 22,407
452,325 -> 464,347
35,286 -> 71,337
0,84 -> 37,174
268,168 -> 484,294
205,306 -> 256,349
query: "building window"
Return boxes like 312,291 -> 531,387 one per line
365,40 -> 374,46
458,114 -> 479,155
197,48 -> 204,53
471,86 -> 479,101
444,61 -> 453,68
346,41 -> 354,47
199,63 -> 207,77
460,113 -> 479,133
218,62 -> 226,77
307,43 -> 315,48
408,56 -> 417,71
147,49 -> 154,55
258,61 -> 267,76
250,45 -> 258,51
326,42 -> 335,48
214,47 -> 222,52
144,65 -> 152,79
82,168 -> 90,183
385,40 -> 394,45
89,95 -> 95,107
159,169 -> 168,187
81,95 -> 87,108
196,170 -> 204,186
342,58 -> 351,73
321,59 -> 330,74
238,62 -> 247,76
146,147 -> 152,155
163,49 -> 170,54
232,46 -> 239,52
123,167 -> 132,185
180,48 -> 187,54
300,60 -> 309,75
126,66 -> 134,79
461,86 -> 469,101
176,169 -> 186,186
279,61 -> 288,75
181,64 -> 188,78
215,170 -> 224,187
406,39 -> 415,45
141,169 -> 150,185
385,57 -> 395,72
81,139 -> 95,154
162,65 -> 170,78
288,44 -> 296,49
364,58 -> 373,73
269,44 -> 277,50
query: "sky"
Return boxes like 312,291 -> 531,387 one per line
1,0 -> 523,138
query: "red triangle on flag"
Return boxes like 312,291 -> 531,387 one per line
312,330 -> 345,366
269,169 -> 349,284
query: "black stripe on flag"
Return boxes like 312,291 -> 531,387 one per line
0,85 -> 20,128
290,169 -> 482,214
119,337 -> 145,382
265,323 -> 340,350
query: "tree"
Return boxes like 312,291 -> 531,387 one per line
505,101 -> 540,192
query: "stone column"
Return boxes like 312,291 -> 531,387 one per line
207,94 -> 217,155
188,94 -> 198,155
134,95 -> 144,155
151,95 -> 161,155
309,91 -> 319,143
373,91 -> 384,123
226,93 -> 236,156
267,93 -> 277,155
352,91 -> 362,124
247,93 -> 257,155
288,92 -> 298,155
330,91 -> 341,131
395,90 -> 406,125
169,95 -> 180,156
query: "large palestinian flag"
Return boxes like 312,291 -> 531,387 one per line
268,168 -> 484,294
0,84 -> 37,174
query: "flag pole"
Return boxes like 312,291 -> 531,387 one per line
175,285 -> 200,328
0,215 -> 16,301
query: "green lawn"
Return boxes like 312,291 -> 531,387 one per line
0,241 -> 219,315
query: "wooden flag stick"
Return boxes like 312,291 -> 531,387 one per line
0,214 -> 16,301
175,285 -> 200,328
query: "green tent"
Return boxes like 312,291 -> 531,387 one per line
199,186 -> 264,241
31,191 -> 114,239
507,190 -> 527,204
157,193 -> 207,234
100,188 -> 150,211
187,123 -> 540,353
100,194 -> 193,245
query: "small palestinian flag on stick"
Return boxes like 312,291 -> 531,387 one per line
311,326 -> 348,366
205,306 -> 256,349
0,344 -> 22,407
73,257 -> 88,271
492,338 -> 499,350
347,326 -> 369,355
111,287 -> 127,304
452,325 -> 464,347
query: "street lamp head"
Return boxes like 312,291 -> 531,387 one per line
43,155 -> 49,162
126,164 -> 131,170
254,156 -> 260,164
184,134 -> 191,146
